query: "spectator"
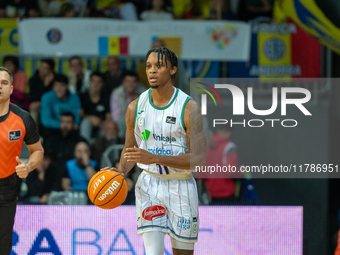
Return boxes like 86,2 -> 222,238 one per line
202,124 -> 243,205
140,0 -> 173,20
0,0 -> 38,18
23,151 -> 54,204
67,56 -> 91,94
3,56 -> 26,94
171,0 -> 193,19
95,0 -> 138,20
243,0 -> 274,21
103,56 -> 128,95
38,0 -> 62,17
29,58 -> 55,124
110,71 -> 145,121
62,141 -> 97,191
79,72 -> 110,143
209,0 -> 234,20
110,71 -> 145,136
60,2 -> 76,17
3,56 -> 30,110
40,74 -> 81,135
43,112 -> 85,189
27,5 -> 40,17
91,120 -> 124,164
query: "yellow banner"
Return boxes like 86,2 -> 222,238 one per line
258,32 -> 291,78
0,19 -> 18,54
276,0 -> 340,54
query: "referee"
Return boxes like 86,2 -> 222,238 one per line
0,67 -> 44,254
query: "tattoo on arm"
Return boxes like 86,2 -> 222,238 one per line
185,100 -> 207,166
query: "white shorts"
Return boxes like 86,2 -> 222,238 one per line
136,171 -> 199,243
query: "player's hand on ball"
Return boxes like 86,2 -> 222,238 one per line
124,146 -> 155,164
100,167 -> 124,177
15,156 -> 29,178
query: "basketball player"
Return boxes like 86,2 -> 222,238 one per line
0,67 -> 44,255
105,47 -> 206,255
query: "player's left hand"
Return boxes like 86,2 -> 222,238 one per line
124,146 -> 155,165
15,156 -> 29,178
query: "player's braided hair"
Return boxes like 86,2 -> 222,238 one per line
145,47 -> 178,79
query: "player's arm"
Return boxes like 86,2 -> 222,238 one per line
124,100 -> 207,169
117,99 -> 138,175
16,140 -> 44,178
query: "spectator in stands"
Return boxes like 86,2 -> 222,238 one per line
29,58 -> 55,124
202,124 -> 243,205
91,120 -> 124,165
67,56 -> 91,94
3,56 -> 30,110
109,72 -> 142,119
140,0 -> 173,20
95,0 -> 138,20
103,56 -> 128,95
43,112 -> 85,190
209,0 -> 234,20
242,0 -> 274,21
0,0 -> 38,18
27,6 -> 40,17
3,56 -> 26,94
79,71 -> 110,143
62,141 -> 97,191
171,0 -> 193,19
38,0 -> 62,17
60,2 -> 76,17
40,74 -> 81,136
110,71 -> 145,136
23,150 -> 54,204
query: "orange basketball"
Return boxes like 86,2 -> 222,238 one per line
88,170 -> 128,209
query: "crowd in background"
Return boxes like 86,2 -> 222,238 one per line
4,53 -> 258,207
0,0 -> 268,206
4,54 -> 144,205
0,0 -> 275,22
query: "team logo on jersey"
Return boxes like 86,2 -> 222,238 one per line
148,147 -> 172,155
153,134 -> 176,143
138,118 -> 143,127
166,116 -> 176,124
193,224 -> 198,233
9,130 -> 21,141
141,129 -> 151,141
177,218 -> 191,231
142,205 -> 166,221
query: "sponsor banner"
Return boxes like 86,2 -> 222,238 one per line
18,19 -> 251,61
276,0 -> 340,54
0,19 -> 18,54
228,22 -> 320,78
12,206 -> 302,254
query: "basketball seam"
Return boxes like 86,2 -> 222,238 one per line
88,171 -> 108,195
93,173 -> 120,201
98,179 -> 126,207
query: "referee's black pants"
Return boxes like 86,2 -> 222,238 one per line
0,174 -> 17,255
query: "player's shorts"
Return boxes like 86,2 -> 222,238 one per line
135,170 -> 199,243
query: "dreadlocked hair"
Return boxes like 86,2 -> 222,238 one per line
145,47 -> 178,79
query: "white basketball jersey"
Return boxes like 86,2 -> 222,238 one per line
134,88 -> 191,177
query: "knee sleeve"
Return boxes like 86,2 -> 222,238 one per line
142,231 -> 165,255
